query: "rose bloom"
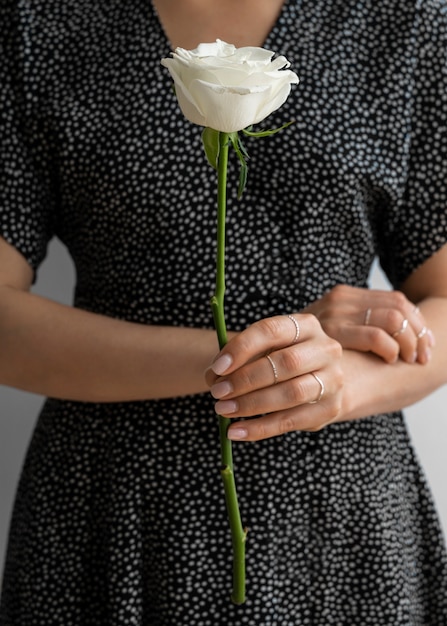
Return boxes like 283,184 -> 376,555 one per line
161,39 -> 299,133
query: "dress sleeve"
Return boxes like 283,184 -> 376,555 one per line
0,3 -> 57,277
377,1 -> 447,289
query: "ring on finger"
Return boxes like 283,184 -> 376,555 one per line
364,308 -> 372,325
287,314 -> 301,344
266,354 -> 279,385
309,372 -> 325,404
392,318 -> 408,338
417,326 -> 427,339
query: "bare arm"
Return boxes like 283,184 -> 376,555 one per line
0,237 -> 218,402
342,246 -> 447,420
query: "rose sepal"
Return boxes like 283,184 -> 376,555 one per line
202,127 -> 221,170
241,120 -> 295,138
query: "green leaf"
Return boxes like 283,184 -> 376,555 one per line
202,127 -> 220,170
241,120 -> 295,138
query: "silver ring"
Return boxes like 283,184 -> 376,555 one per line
364,308 -> 372,325
417,326 -> 427,339
266,355 -> 279,385
287,314 -> 300,344
308,372 -> 325,404
392,318 -> 408,338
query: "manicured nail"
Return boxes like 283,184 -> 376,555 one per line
424,348 -> 432,363
211,380 -> 233,399
215,399 -> 238,415
211,354 -> 233,375
410,351 -> 417,364
228,427 -> 248,441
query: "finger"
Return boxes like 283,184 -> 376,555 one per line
365,306 -> 434,364
210,314 -> 319,377
210,339 -> 332,400
411,309 -> 435,364
328,324 -> 399,363
361,289 -> 417,316
226,398 -> 341,442
365,307 -> 418,363
362,304 -> 435,364
214,368 -> 331,418
415,330 -> 432,364
319,286 -> 415,322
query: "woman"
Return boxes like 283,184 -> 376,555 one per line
1,0 -> 446,623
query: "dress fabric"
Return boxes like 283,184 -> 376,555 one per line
1,0 -> 447,624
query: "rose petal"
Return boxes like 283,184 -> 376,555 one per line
190,79 -> 274,132
252,82 -> 294,125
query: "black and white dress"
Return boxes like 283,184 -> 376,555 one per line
1,0 -> 447,623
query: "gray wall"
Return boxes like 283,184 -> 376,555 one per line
1,240 -> 446,575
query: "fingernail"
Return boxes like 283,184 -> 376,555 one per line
424,348 -> 432,363
211,354 -> 233,376
228,427 -> 248,441
215,399 -> 238,415
410,351 -> 417,364
211,380 -> 233,399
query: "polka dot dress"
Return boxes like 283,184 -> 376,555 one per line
1,0 -> 447,624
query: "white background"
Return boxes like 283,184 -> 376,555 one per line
1,239 -> 446,576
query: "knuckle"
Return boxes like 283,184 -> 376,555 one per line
279,348 -> 303,376
323,336 -> 343,361
284,377 -> 307,405
278,414 -> 297,435
368,326 -> 386,344
326,284 -> 348,303
385,308 -> 402,329
252,421 -> 268,441
330,338 -> 343,359
236,367 -> 257,391
392,290 -> 409,311
235,332 -> 253,355
256,316 -> 283,342
241,393 -> 259,416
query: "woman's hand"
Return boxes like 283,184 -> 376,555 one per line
304,285 -> 434,365
206,314 -> 343,441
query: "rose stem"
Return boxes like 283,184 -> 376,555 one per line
210,131 -> 247,605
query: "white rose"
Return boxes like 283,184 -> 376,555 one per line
161,39 -> 299,133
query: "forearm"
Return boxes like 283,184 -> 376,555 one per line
341,296 -> 447,420
0,285 -> 218,402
